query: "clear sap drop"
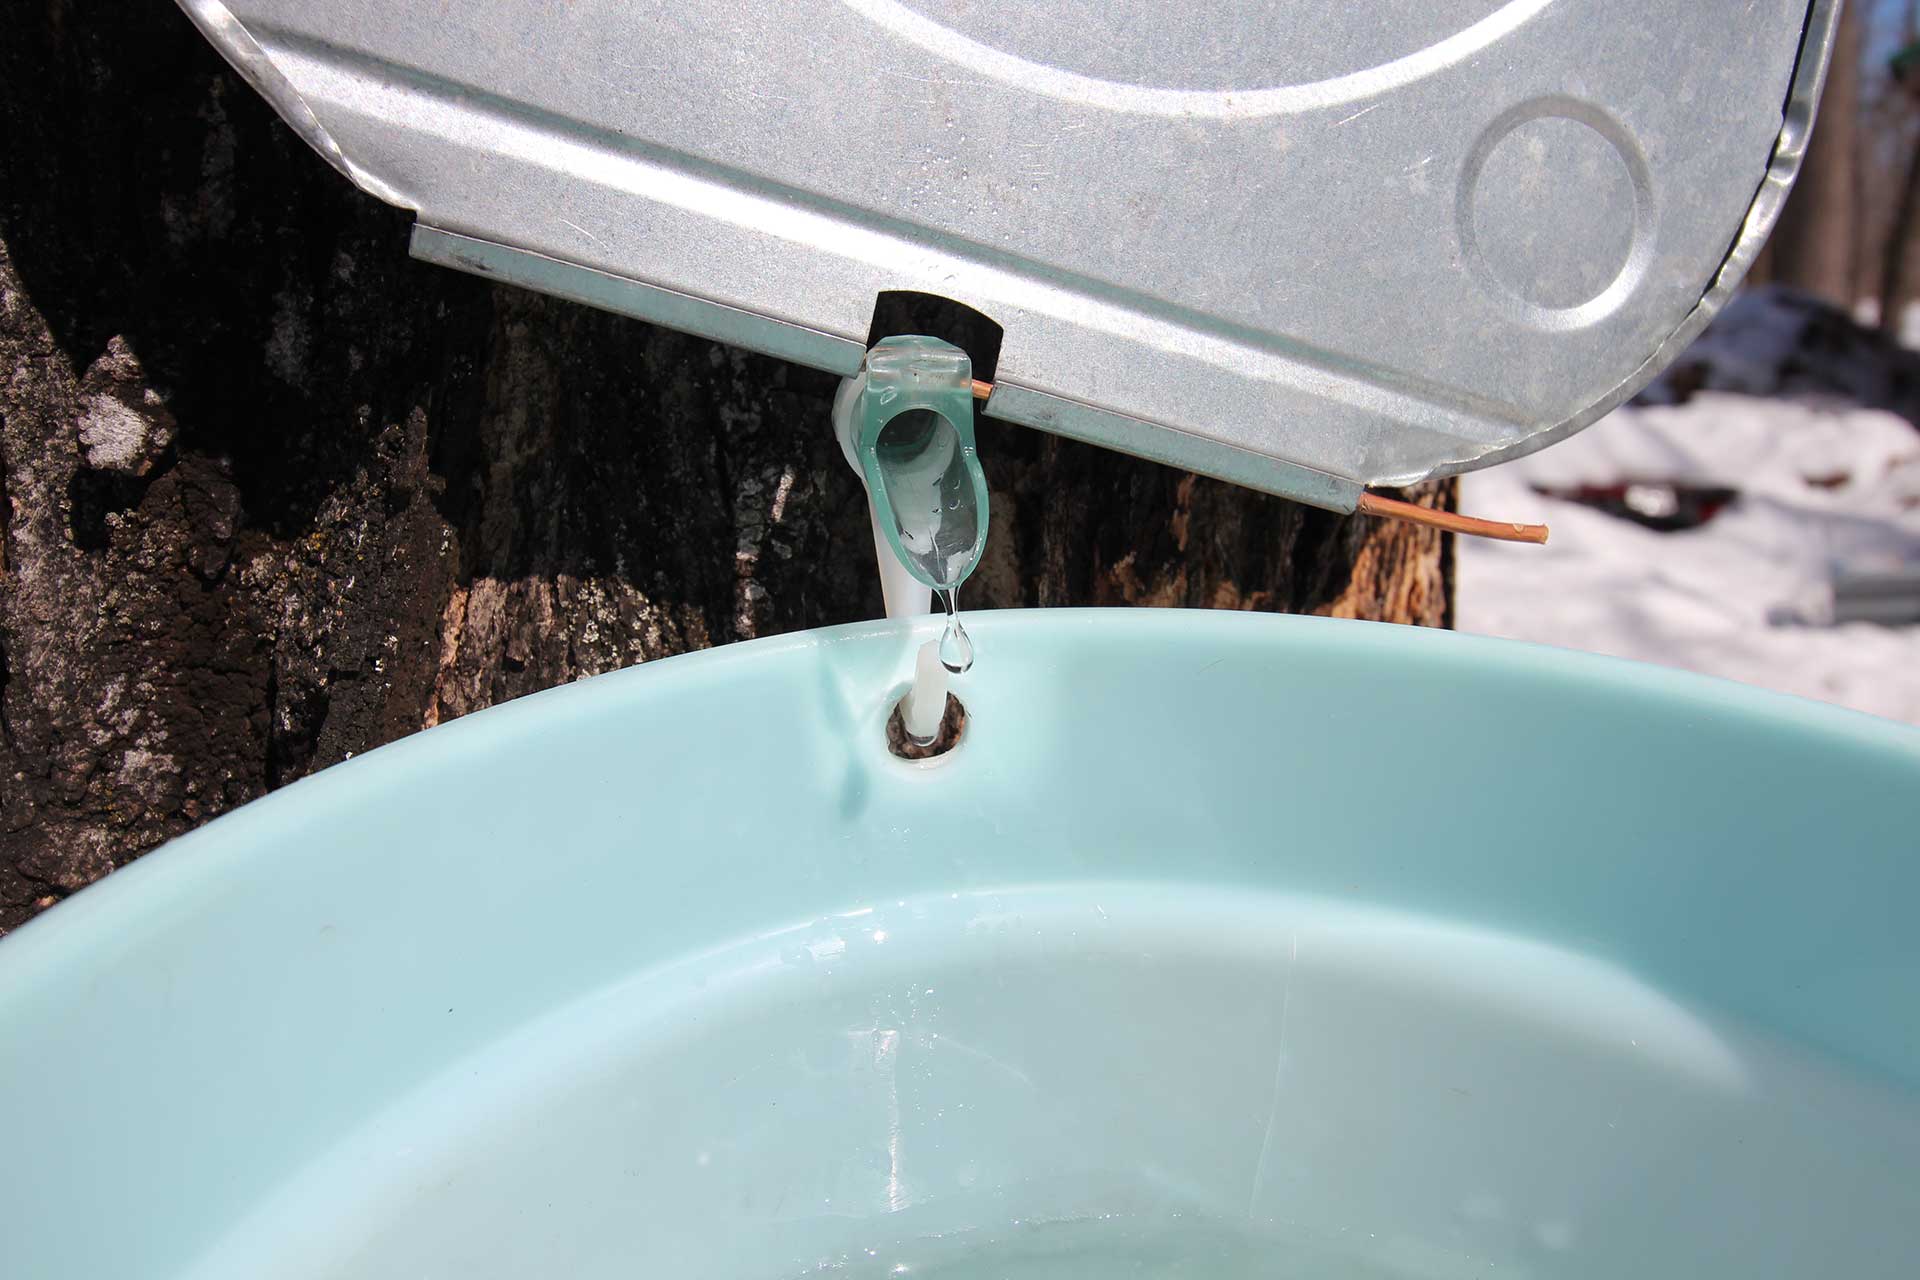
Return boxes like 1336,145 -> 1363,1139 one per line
935,588 -> 974,675
938,618 -> 973,676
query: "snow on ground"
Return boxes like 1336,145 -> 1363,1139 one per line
1457,392 -> 1920,725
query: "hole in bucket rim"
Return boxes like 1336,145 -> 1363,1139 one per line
886,691 -> 966,761
866,291 -> 1004,384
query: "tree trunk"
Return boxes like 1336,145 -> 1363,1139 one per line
0,3 -> 1455,935
1880,3 -> 1920,334
1878,130 -> 1920,335
1768,0 -> 1864,305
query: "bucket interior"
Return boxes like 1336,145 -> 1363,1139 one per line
3,611 -> 1916,1278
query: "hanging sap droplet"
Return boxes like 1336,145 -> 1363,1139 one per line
938,616 -> 974,675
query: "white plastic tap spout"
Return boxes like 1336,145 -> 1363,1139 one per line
834,374 -> 933,621
867,503 -> 932,621
902,639 -> 948,745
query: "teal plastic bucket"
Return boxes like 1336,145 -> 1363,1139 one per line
4,611 -> 1918,1278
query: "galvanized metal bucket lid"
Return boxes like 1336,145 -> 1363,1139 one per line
179,0 -> 1837,512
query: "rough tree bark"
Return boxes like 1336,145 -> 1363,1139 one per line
0,4 -> 1454,935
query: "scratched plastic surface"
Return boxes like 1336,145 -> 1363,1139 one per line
3,611 -> 1918,1278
